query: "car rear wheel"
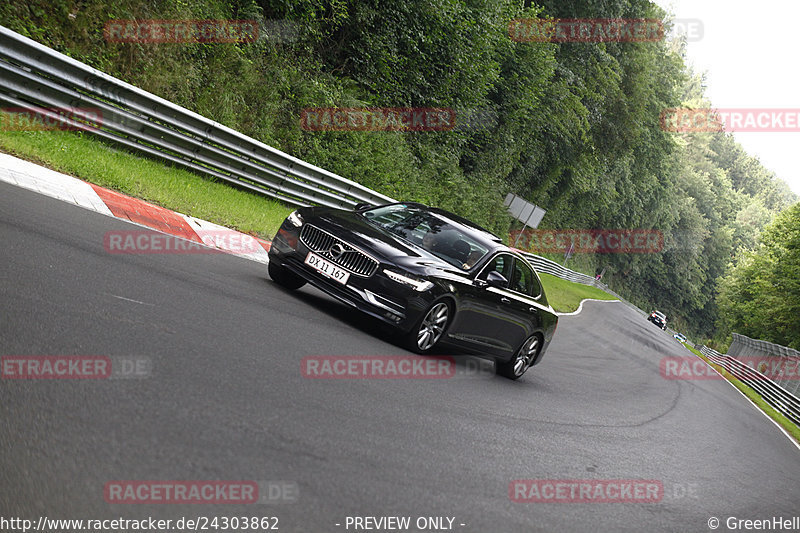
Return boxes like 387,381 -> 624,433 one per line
406,301 -> 451,354
268,261 -> 306,290
496,334 -> 542,380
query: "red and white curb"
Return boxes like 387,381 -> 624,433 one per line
0,152 -> 114,215
0,153 -> 271,263
1,152 -> 611,317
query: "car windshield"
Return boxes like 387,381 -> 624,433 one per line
362,204 -> 489,270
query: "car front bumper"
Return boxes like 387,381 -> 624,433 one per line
268,226 -> 434,333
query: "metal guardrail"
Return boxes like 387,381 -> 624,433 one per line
0,25 -> 685,321
520,252 -> 800,427
728,333 -> 800,397
518,251 -> 598,285
0,25 -> 395,210
700,345 -> 800,426
518,251 -> 647,316
0,26 -> 644,307
520,250 -> 800,426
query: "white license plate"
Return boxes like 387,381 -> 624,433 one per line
304,252 -> 350,285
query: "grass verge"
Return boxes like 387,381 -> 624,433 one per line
538,272 -> 617,313
0,127 -> 294,238
0,126 -> 630,316
682,343 -> 800,442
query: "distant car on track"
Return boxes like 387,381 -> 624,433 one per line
267,202 -> 558,379
647,310 -> 667,330
673,333 -> 687,343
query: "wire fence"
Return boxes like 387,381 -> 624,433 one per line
700,344 -> 800,426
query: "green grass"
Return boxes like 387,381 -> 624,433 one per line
538,272 -> 617,313
0,125 -> 649,316
0,126 -> 293,239
681,343 -> 800,442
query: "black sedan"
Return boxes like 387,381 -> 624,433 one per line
267,202 -> 558,379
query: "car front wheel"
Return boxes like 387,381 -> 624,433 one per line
268,260 -> 307,290
406,301 -> 451,354
496,334 -> 542,380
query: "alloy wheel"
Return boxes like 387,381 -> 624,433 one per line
512,335 -> 540,377
416,302 -> 450,352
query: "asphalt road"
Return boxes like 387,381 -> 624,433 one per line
1,180 -> 798,533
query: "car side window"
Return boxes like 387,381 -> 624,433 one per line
509,259 -> 541,298
479,254 -> 514,283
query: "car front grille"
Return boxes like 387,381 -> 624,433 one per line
300,224 -> 379,277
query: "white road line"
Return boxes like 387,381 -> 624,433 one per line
681,348 -> 800,452
556,298 -> 620,317
108,294 -> 155,306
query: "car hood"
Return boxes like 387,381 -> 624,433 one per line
301,207 -> 467,276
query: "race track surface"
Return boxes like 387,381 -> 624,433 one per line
1,181 -> 798,532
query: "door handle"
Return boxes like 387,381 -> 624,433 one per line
529,307 -> 537,313
500,297 -> 510,304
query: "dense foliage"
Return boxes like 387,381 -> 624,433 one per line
1,0 -> 796,343
716,204 -> 800,350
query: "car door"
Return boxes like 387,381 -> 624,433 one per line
447,252 -> 519,356
489,256 -> 545,353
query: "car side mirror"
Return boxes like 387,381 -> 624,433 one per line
485,271 -> 508,289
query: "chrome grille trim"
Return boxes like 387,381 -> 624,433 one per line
300,224 -> 379,277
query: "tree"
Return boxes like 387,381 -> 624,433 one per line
717,203 -> 800,349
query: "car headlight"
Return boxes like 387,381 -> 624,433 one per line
384,269 -> 434,292
286,210 -> 304,228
